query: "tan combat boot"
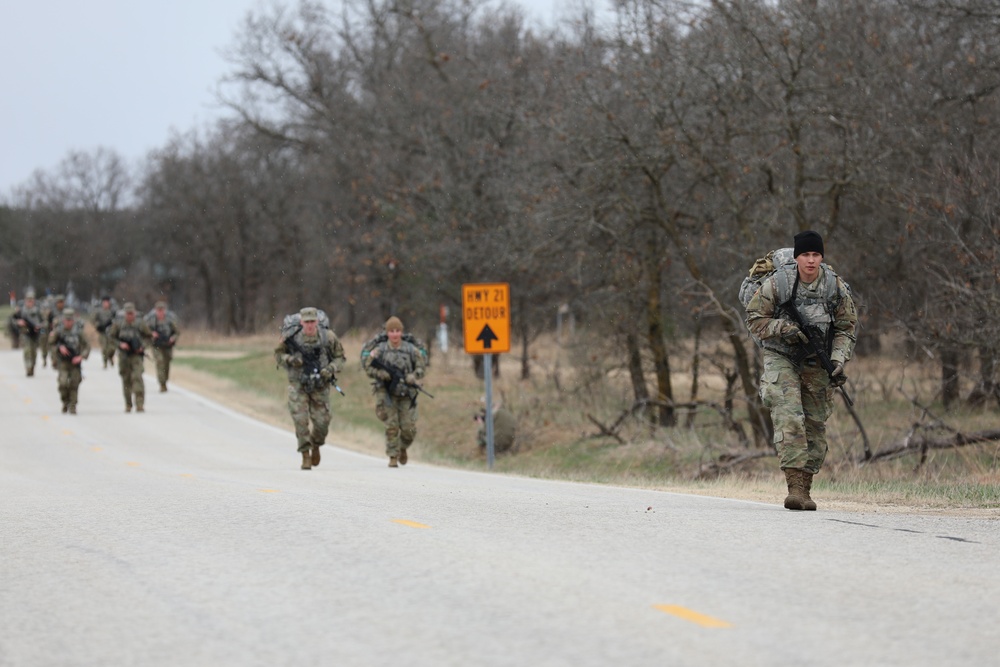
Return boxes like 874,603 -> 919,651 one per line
801,471 -> 818,511
398,448 -> 408,465
310,445 -> 321,467
388,456 -> 398,468
783,468 -> 808,510
301,450 -> 312,470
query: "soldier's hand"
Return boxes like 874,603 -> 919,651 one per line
288,353 -> 304,368
830,362 -> 847,387
405,373 -> 417,385
375,369 -> 392,381
779,322 -> 809,345
320,366 -> 333,381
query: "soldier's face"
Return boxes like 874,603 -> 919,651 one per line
125,312 -> 135,323
302,320 -> 318,336
102,301 -> 111,309
387,328 -> 402,345
26,298 -> 34,307
156,307 -> 166,320
796,251 -> 822,282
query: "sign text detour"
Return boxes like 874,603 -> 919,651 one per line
462,283 -> 511,354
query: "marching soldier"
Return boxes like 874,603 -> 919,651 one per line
145,300 -> 180,392
92,296 -> 117,368
110,303 -> 152,413
12,290 -> 44,376
274,307 -> 346,470
362,316 -> 427,467
49,308 -> 90,414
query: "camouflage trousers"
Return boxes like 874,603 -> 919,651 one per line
99,333 -> 116,366
118,354 -> 145,409
38,332 -> 49,365
56,362 -> 83,410
759,351 -> 834,475
287,384 -> 331,452
153,347 -> 173,386
374,391 -> 417,457
22,335 -> 39,373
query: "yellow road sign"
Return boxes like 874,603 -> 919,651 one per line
462,283 -> 510,354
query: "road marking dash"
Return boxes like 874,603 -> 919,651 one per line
90,446 -> 102,453
653,605 -> 732,628
392,519 -> 430,529
258,489 -> 280,493
126,461 -> 141,467
42,415 -> 50,421
23,398 -> 32,404
180,473 -> 194,478
62,429 -> 73,436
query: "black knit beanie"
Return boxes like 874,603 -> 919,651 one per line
793,230 -> 824,257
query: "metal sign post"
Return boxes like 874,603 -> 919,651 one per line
462,283 -> 510,470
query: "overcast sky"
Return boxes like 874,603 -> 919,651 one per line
0,0 -> 600,199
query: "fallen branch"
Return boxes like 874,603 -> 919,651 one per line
865,429 -> 1000,464
696,450 -> 775,479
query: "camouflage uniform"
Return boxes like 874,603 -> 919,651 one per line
92,298 -> 117,368
48,309 -> 91,414
144,301 -> 180,392
109,303 -> 152,412
12,293 -> 44,376
40,296 -> 65,367
745,254 -> 857,476
362,318 -> 428,466
274,307 -> 346,469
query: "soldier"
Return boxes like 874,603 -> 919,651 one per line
475,397 -> 517,456
109,303 -> 151,413
745,230 -> 858,511
44,294 -> 68,367
362,316 -> 427,468
274,307 -> 346,470
92,295 -> 117,369
11,290 -> 44,376
145,300 -> 180,392
49,308 -> 90,414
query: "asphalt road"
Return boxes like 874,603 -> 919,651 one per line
2,349 -> 998,667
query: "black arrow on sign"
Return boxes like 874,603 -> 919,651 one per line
476,324 -> 499,349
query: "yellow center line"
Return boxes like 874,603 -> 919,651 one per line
90,446 -> 102,453
61,429 -> 73,436
392,519 -> 431,529
653,605 -> 732,628
180,473 -> 194,478
23,398 -> 32,404
258,489 -> 280,493
126,461 -> 141,467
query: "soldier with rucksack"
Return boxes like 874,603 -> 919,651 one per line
274,307 -> 346,470
743,230 -> 858,511
361,317 -> 428,467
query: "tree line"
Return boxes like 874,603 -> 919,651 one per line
3,0 -> 999,437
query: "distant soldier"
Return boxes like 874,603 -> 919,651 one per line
361,316 -> 427,467
49,308 -> 90,414
145,300 -> 180,392
92,296 -> 117,368
275,307 -> 346,470
11,290 -> 44,376
44,294 -> 68,366
110,303 -> 152,413
475,397 -> 517,456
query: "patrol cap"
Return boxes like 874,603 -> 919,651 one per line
55,294 -> 65,302
62,308 -> 75,320
123,302 -> 136,313
25,289 -> 36,299
385,316 -> 404,331
155,300 -> 167,309
300,307 -> 319,322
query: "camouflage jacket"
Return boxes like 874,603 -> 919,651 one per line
363,340 -> 427,398
274,328 -> 346,388
13,303 -> 44,337
49,324 -> 91,366
745,266 -> 858,365
92,308 -> 116,335
145,311 -> 181,348
109,318 -> 152,356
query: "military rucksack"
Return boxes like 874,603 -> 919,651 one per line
739,247 -> 844,348
360,329 -> 429,365
280,309 -> 331,339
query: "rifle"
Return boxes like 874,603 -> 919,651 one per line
780,300 -> 854,407
151,322 -> 175,348
368,355 -> 433,402
19,313 -> 42,339
282,326 -> 345,396
95,316 -> 114,334
57,338 -> 80,362
118,333 -> 147,357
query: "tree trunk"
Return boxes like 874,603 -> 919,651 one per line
644,239 -> 675,427
625,332 -> 651,424
941,346 -> 960,409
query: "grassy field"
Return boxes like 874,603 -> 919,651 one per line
164,327 -> 1000,514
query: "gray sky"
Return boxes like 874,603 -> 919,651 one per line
0,0 -> 590,199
